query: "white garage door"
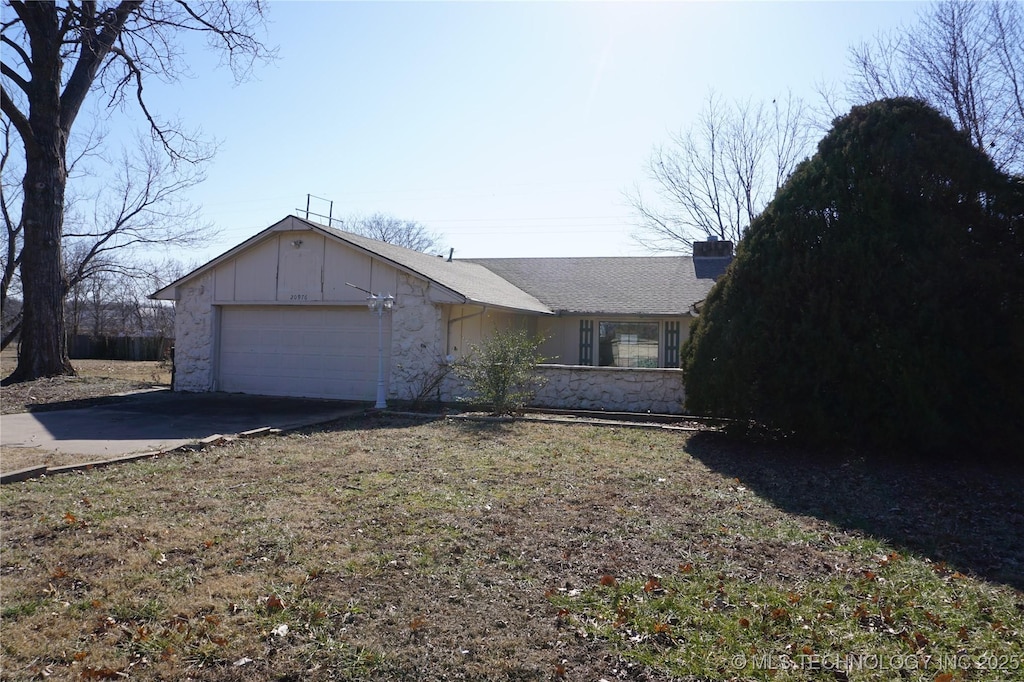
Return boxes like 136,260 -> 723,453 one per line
218,306 -> 387,400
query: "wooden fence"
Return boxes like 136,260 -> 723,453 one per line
69,335 -> 173,361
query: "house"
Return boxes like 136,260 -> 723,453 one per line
152,215 -> 732,414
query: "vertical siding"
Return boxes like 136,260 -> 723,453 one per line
205,232 -> 407,305
276,231 -> 325,301
369,260 -> 399,299
213,261 -> 235,302
445,306 -> 529,358
323,241 -> 373,302
232,238 -> 279,301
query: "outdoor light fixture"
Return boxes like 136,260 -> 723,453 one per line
366,293 -> 395,409
291,239 -> 303,248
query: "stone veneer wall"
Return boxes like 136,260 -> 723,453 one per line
389,274 -> 450,403
530,364 -> 685,414
172,272 -> 216,392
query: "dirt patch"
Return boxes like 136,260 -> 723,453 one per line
1,359 -> 170,415
0,440 -> 176,474
0,446 -> 86,473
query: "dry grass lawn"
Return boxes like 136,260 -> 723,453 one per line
1,350 -> 170,415
1,413 -> 1021,681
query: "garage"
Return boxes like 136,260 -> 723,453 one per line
153,215 -> 511,402
217,305 -> 388,400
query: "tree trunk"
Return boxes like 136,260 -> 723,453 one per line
4,8 -> 74,383
7,133 -> 75,381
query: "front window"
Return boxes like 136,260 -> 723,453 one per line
598,322 -> 659,368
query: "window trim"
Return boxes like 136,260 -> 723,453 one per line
575,317 -> 689,369
597,319 -> 661,369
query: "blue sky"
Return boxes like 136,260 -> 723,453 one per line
112,1 -> 926,262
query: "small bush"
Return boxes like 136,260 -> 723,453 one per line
453,329 -> 547,416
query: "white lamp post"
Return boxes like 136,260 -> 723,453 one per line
366,293 -> 394,409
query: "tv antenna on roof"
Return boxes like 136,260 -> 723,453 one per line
297,194 -> 343,228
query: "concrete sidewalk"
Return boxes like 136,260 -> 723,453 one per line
1,390 -> 364,477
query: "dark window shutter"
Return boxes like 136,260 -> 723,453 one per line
664,321 -> 680,368
579,320 -> 594,365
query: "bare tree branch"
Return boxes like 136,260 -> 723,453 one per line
59,1 -> 142,132
65,253 -> 182,338
1,317 -> 21,351
0,117 -> 24,343
846,0 -> 1023,174
0,84 -> 33,152
0,57 -> 30,95
629,90 -> 811,253
344,213 -> 443,253
988,1 -> 1024,157
61,136 -> 213,293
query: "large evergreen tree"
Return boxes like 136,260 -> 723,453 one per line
682,98 -> 1024,457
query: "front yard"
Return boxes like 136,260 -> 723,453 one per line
0,352 -> 171,415
1,413 -> 1021,681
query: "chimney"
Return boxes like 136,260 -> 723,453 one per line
693,237 -> 734,259
692,238 -> 734,280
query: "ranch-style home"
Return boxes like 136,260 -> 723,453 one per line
152,215 -> 733,414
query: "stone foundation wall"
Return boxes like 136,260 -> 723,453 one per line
531,364 -> 685,414
172,272 -> 215,391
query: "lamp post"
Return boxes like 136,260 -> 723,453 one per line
367,293 -> 394,409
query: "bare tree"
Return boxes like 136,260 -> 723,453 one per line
65,139 -> 213,291
345,212 -> 442,253
0,118 -> 23,349
848,0 -> 1024,174
66,262 -> 174,339
628,91 -> 812,253
1,1 -> 272,383
2,113 -> 105,349
1,130 -> 214,351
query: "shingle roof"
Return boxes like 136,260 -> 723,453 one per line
316,223 -> 552,314
463,257 -> 719,315
153,215 -> 726,316
151,216 -> 548,314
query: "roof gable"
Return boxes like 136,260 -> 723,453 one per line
151,216 -> 551,314
153,216 -> 727,316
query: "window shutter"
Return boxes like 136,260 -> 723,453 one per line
664,321 -> 680,368
579,320 -> 594,365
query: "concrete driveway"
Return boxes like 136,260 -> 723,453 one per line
1,390 -> 364,467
